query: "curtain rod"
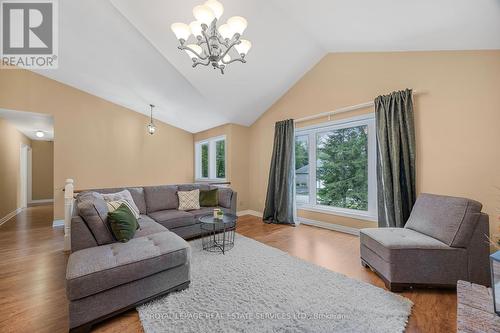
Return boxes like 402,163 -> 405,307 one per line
294,90 -> 419,124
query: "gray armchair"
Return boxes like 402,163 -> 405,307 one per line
360,193 -> 490,291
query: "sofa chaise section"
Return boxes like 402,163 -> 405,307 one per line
360,193 -> 490,291
66,231 -> 190,332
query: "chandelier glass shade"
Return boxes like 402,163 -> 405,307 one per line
171,0 -> 251,74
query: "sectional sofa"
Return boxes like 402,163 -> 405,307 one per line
66,183 -> 237,332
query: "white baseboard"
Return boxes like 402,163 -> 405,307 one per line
52,220 -> 64,228
298,217 -> 360,236
0,208 -> 23,226
29,199 -> 54,204
236,211 -> 361,236
237,210 -> 263,217
52,219 -> 64,228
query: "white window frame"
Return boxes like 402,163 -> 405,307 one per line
295,114 -> 377,222
195,135 -> 227,181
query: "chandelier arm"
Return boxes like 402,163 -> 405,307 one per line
211,61 -> 225,74
215,30 -> 230,47
193,59 -> 211,68
178,45 -> 208,60
218,39 -> 241,61
201,29 -> 213,57
217,37 -> 229,46
222,57 -> 246,65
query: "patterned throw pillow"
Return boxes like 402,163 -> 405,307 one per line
178,189 -> 200,211
107,199 -> 140,219
101,190 -> 140,218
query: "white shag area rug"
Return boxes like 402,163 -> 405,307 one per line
138,234 -> 412,333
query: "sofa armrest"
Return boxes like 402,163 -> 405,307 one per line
230,191 -> 237,215
466,213 -> 490,286
71,216 -> 98,253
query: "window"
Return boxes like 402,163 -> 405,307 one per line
201,143 -> 209,178
195,135 -> 226,181
295,114 -> 377,221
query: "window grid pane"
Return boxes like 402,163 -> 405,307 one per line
201,143 -> 209,178
216,140 -> 225,179
315,125 -> 368,211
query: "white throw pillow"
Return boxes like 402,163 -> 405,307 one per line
106,199 -> 140,219
102,190 -> 140,217
178,189 -> 200,211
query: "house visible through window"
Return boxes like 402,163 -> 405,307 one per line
195,135 -> 226,181
295,114 -> 377,221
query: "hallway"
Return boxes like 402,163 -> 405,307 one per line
0,205 -> 67,332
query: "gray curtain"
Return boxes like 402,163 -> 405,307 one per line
375,89 -> 416,228
263,119 -> 296,225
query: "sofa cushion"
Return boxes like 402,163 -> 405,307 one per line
404,193 -> 482,247
360,227 -> 468,284
134,215 -> 168,238
216,187 -> 233,208
92,187 -> 147,215
360,227 -> 460,262
188,207 -> 215,218
177,183 -> 209,190
76,192 -> 115,245
144,185 -> 178,213
148,210 -> 196,229
66,231 -> 190,300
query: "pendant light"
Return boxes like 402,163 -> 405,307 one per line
147,104 -> 156,135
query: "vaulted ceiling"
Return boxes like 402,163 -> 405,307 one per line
34,0 -> 500,133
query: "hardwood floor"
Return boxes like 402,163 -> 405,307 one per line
0,205 -> 457,333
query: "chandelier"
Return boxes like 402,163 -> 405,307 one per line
170,0 -> 251,74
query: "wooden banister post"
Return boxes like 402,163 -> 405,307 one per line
64,179 -> 74,252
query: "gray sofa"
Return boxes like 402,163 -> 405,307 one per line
360,193 -> 490,291
66,183 -> 237,332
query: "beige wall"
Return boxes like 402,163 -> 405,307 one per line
0,70 -> 194,220
248,50 -> 500,233
0,118 -> 31,219
31,140 -> 54,200
2,51 -> 499,232
194,123 -> 250,210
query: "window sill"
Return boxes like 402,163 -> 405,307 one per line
297,204 -> 377,223
195,179 -> 227,183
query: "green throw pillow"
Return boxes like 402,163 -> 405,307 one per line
107,203 -> 139,242
200,189 -> 219,207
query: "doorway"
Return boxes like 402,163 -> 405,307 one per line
19,143 -> 31,209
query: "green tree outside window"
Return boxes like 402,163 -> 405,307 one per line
316,126 -> 368,211
201,143 -> 209,178
216,140 -> 225,178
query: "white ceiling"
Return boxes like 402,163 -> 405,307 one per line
33,0 -> 500,133
0,109 -> 54,141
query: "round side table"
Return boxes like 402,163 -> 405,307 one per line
199,213 -> 237,254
